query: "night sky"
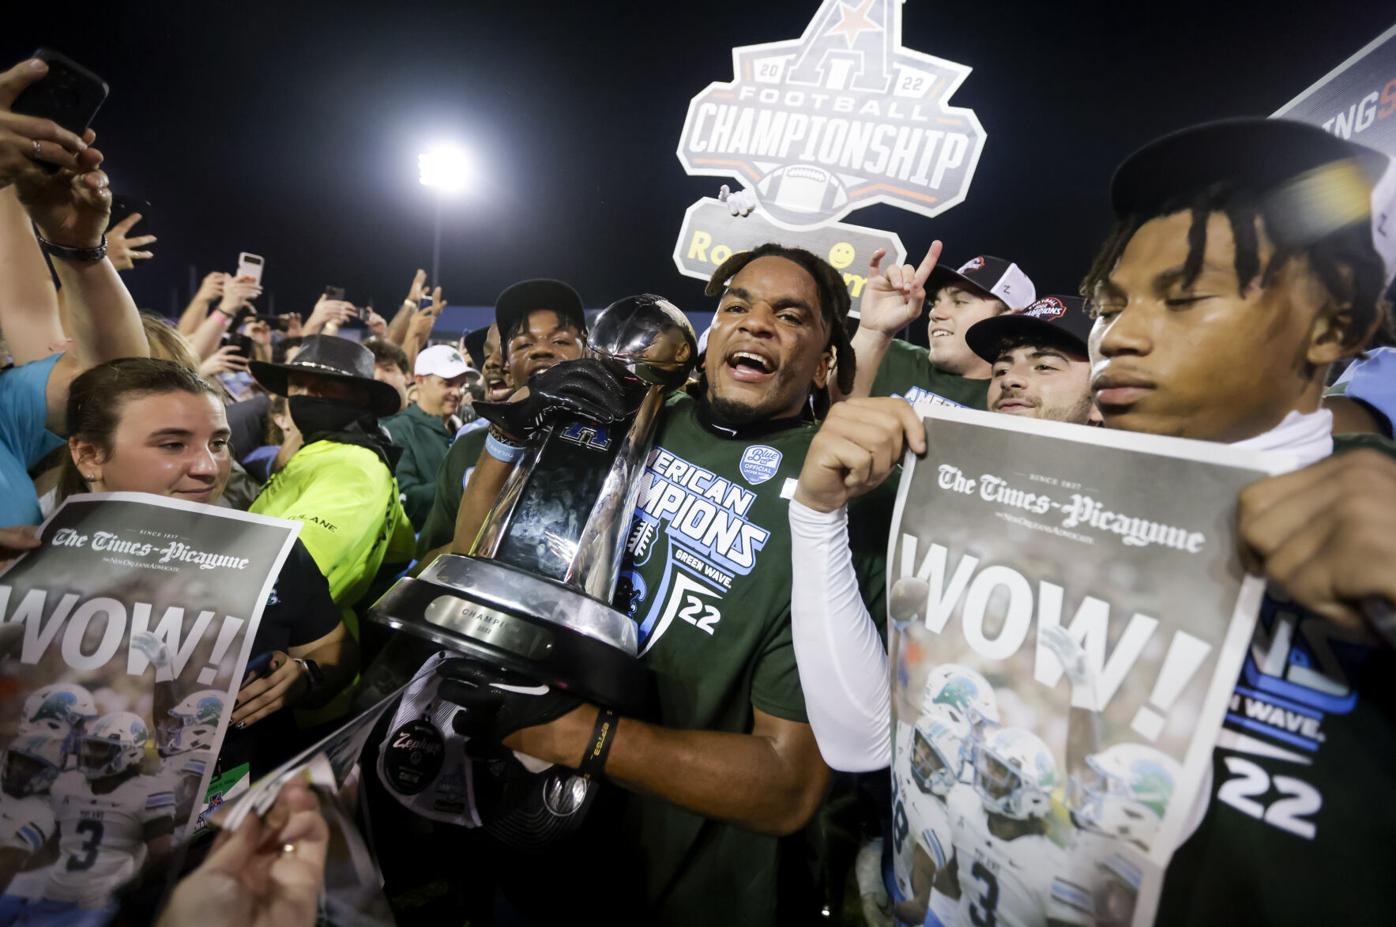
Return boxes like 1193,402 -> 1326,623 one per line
9,1 -> 1393,322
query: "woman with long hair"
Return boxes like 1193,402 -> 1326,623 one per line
59,357 -> 356,779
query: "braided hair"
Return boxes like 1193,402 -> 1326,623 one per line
704,242 -> 857,396
1081,184 -> 1392,350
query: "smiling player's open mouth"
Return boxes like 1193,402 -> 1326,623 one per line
725,349 -> 775,383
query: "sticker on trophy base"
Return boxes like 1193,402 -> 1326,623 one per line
382,718 -> 446,796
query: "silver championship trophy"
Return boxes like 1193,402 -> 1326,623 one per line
367,295 -> 697,716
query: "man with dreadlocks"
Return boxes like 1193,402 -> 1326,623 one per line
783,117 -> 1396,926
1089,118 -> 1396,926
380,243 -> 890,924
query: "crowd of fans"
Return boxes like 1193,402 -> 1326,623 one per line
0,47 -> 1394,927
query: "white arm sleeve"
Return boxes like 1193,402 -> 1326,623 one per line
789,498 -> 892,772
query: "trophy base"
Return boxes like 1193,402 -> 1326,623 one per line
368,555 -> 648,715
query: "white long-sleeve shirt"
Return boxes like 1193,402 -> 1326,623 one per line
788,499 -> 892,772
786,407 -> 1336,775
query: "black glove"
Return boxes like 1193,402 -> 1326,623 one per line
435,657 -> 582,744
474,358 -> 641,442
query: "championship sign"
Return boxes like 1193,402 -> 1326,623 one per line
672,196 -> 906,298
1274,23 -> 1396,158
676,0 -> 987,227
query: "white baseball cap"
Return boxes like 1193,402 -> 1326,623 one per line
415,344 -> 473,379
926,255 -> 1036,311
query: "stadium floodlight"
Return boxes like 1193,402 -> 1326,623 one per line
417,143 -> 478,283
418,143 -> 476,195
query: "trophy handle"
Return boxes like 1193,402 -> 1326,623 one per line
563,384 -> 666,602
468,431 -> 550,558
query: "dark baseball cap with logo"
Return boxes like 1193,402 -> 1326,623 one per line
966,295 -> 1092,364
926,255 -> 1037,312
494,279 -> 588,358
1110,117 -> 1395,286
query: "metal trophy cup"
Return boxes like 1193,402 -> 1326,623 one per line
368,296 -> 697,715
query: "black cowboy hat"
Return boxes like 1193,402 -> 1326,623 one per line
249,334 -> 402,417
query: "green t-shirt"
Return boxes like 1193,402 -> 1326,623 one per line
416,423 -> 489,558
602,392 -> 889,926
869,338 -> 989,410
383,404 -> 454,529
1156,434 -> 1396,925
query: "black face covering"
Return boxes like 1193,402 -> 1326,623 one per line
288,395 -> 372,438
287,396 -> 403,470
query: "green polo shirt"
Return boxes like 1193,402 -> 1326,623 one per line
416,423 -> 489,558
383,403 -> 454,529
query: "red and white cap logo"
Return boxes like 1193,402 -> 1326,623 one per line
1025,296 -> 1068,320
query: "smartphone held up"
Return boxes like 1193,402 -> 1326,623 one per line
11,48 -> 108,173
237,252 -> 265,285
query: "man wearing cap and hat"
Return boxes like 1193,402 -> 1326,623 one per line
782,117 -> 1396,926
966,295 -> 1099,425
249,335 -> 416,636
414,283 -> 590,562
848,244 -> 1037,409
383,343 -> 477,529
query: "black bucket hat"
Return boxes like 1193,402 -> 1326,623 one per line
249,334 -> 402,417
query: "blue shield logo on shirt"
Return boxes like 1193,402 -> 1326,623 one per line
739,445 -> 782,485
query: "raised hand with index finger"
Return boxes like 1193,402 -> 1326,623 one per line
407,286 -> 444,345
857,241 -> 944,337
404,268 -> 428,306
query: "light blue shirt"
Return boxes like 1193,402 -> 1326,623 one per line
0,354 -> 63,526
453,416 -> 488,444
1330,347 -> 1395,434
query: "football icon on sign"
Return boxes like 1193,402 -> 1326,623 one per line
756,164 -> 850,220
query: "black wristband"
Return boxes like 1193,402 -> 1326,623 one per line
293,657 -> 324,689
577,708 -> 617,779
37,233 -> 107,264
487,422 -> 524,448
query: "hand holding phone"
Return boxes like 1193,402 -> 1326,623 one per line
305,293 -> 357,334
6,50 -> 107,177
324,287 -> 373,323
251,313 -> 300,333
218,277 -> 262,315
222,331 -> 256,361
233,651 -> 307,729
2,53 -> 110,245
236,252 -> 265,285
